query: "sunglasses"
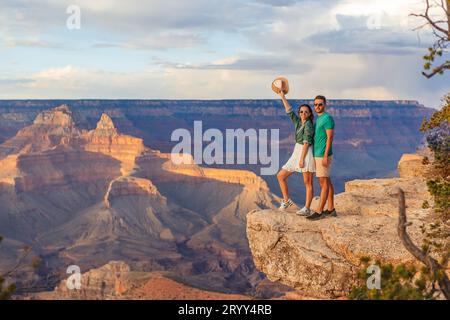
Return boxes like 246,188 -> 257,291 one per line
299,110 -> 309,114
314,103 -> 324,107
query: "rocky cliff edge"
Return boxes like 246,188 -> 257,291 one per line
246,153 -> 432,298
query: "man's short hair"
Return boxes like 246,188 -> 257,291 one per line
314,95 -> 327,105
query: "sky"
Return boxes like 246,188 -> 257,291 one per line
0,0 -> 448,108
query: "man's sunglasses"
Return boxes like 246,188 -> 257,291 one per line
314,103 -> 324,107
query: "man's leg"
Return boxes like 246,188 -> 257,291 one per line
316,177 -> 329,213
277,169 -> 293,201
327,179 -> 335,211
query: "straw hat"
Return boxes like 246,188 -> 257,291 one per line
271,77 -> 289,95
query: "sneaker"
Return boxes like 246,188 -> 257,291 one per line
296,206 -> 311,216
324,208 -> 337,217
279,198 -> 294,211
306,212 -> 325,220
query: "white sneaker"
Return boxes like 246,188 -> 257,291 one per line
296,206 -> 311,216
279,198 -> 294,211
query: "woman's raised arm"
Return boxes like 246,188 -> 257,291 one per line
279,91 -> 293,113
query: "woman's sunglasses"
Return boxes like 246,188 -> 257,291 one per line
299,110 -> 309,114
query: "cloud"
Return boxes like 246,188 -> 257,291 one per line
304,14 -> 433,55
0,78 -> 34,85
0,0 -> 273,36
339,86 -> 397,100
92,32 -> 207,51
5,66 -> 167,99
253,0 -> 301,7
153,53 -> 312,73
5,38 -> 64,49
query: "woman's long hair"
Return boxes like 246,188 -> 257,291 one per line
298,104 -> 314,122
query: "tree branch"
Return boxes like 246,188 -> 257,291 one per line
410,0 -> 450,39
0,246 -> 32,279
397,188 -> 450,299
422,61 -> 450,78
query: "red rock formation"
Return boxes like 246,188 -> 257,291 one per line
83,113 -> 144,175
0,105 -> 81,157
104,176 -> 166,208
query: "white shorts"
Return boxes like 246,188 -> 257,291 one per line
282,143 -> 316,173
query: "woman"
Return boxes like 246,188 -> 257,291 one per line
276,90 -> 315,216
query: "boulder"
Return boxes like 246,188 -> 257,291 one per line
398,153 -> 429,178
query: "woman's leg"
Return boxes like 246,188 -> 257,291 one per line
302,172 -> 314,209
277,169 -> 293,201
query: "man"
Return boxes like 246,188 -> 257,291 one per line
306,95 -> 337,220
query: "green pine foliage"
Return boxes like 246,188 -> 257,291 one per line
0,236 -> 16,300
420,94 -> 450,267
422,47 -> 449,77
349,257 -> 435,300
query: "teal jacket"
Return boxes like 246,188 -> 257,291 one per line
287,111 -> 314,145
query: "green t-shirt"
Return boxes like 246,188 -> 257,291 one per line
313,112 -> 335,157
